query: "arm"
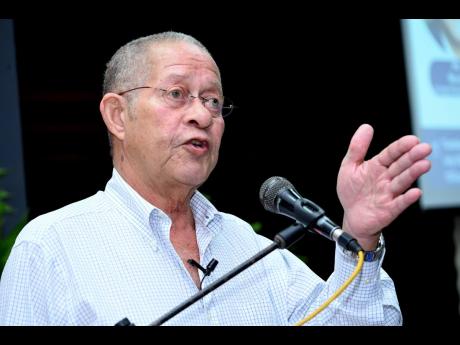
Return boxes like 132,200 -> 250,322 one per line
0,240 -> 70,325
289,125 -> 430,325
0,241 -> 50,325
286,246 -> 401,325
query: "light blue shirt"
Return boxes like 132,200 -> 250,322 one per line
0,169 -> 402,325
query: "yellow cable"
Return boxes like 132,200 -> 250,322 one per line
294,250 -> 365,326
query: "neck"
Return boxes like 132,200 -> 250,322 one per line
114,164 -> 196,222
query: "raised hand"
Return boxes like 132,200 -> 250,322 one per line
337,124 -> 432,250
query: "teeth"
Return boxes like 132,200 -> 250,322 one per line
191,139 -> 203,147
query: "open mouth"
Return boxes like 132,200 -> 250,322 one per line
190,139 -> 207,148
186,138 -> 209,152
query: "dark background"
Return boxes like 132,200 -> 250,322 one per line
11,17 -> 460,327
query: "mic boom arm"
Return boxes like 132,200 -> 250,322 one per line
115,222 -> 307,326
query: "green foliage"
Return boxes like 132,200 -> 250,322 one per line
0,168 -> 27,274
202,193 -> 211,201
251,221 -> 263,233
0,169 -> 13,222
0,214 -> 27,273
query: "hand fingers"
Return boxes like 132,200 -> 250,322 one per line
393,188 -> 423,215
388,143 -> 432,178
377,135 -> 420,168
343,124 -> 374,165
390,159 -> 431,195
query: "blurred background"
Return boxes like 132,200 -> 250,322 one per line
1,17 -> 459,327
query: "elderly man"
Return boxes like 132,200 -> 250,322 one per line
0,31 -> 431,325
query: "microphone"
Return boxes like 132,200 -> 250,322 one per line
117,221 -> 306,326
259,176 -> 362,253
188,258 -> 219,290
187,258 -> 219,277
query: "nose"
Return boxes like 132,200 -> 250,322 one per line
184,97 -> 213,128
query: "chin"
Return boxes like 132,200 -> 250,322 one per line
173,160 -> 216,188
177,172 -> 209,188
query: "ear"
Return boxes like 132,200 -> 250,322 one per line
99,93 -> 129,141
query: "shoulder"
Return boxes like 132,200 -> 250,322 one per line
15,191 -> 111,246
216,212 -> 311,280
218,212 -> 257,235
216,211 -> 274,248
218,211 -> 254,229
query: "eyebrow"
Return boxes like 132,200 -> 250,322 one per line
161,73 -> 189,84
160,73 -> 223,96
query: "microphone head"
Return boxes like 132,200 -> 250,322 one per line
259,176 -> 295,213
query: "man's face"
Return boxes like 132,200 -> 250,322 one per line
122,42 -> 225,190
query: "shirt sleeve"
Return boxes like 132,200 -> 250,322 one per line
0,240 -> 68,325
286,244 -> 402,325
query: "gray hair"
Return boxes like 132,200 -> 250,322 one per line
103,31 -> 213,101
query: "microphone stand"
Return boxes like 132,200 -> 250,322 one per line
115,222 -> 306,326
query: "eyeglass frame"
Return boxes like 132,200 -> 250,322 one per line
115,86 -> 235,118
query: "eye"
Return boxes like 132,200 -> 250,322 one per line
165,87 -> 186,101
205,97 -> 222,110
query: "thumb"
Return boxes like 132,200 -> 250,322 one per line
343,124 -> 374,165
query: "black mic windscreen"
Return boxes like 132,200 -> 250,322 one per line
259,176 -> 295,212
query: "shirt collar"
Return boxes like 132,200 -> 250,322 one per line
105,168 -> 221,237
190,191 -> 220,228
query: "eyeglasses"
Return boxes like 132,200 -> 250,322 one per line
116,86 -> 235,118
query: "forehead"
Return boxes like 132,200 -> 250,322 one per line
149,42 -> 221,87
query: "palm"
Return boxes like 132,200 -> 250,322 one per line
338,157 -> 400,236
337,124 -> 431,249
